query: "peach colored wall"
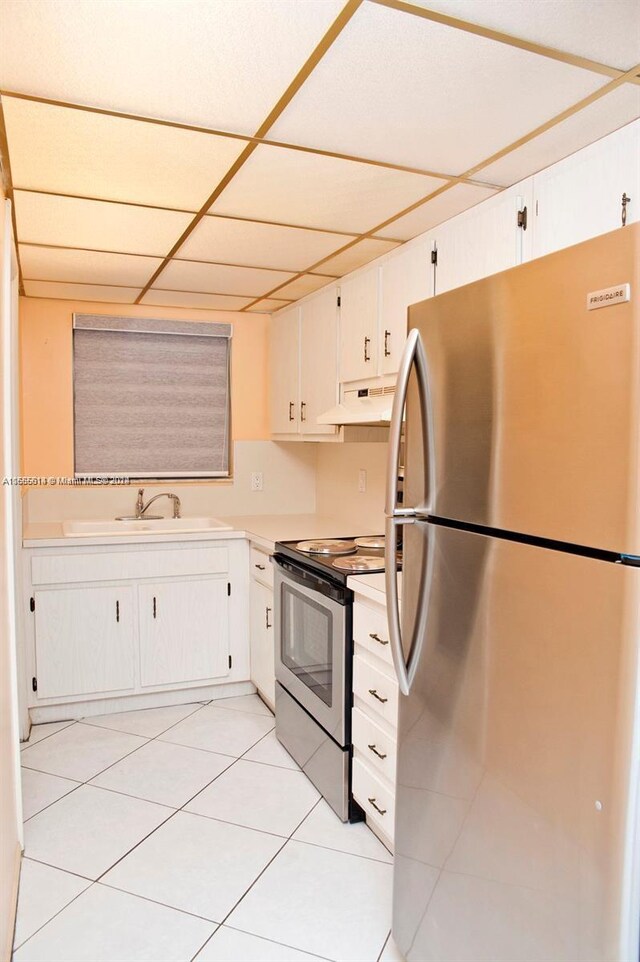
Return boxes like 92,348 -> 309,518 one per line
19,297 -> 269,478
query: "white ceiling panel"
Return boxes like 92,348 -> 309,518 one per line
269,274 -> 336,300
268,2 -> 608,174
318,238 -> 400,275
211,144 -> 444,233
19,245 -> 161,287
23,280 -> 140,304
14,191 -> 191,256
141,290 -> 253,311
377,184 -> 499,240
2,97 -> 247,211
179,216 -> 352,271
479,88 -> 640,187
401,0 -> 640,72
153,260 -> 296,297
0,0 -> 346,133
245,298 -> 293,313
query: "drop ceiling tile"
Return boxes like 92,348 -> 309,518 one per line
318,238 -> 401,276
180,216 -> 354,272
268,2 -> 608,174
478,88 -> 640,186
211,144 -> 444,234
401,0 -> 640,72
245,298 -> 293,313
153,260 -> 295,297
19,245 -> 160,287
23,280 -> 140,304
0,0 -> 346,133
269,274 -> 336,301
2,97 -> 246,211
14,191 -> 191,257
141,290 -> 253,311
377,184 -> 500,240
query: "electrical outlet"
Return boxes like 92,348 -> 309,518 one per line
251,472 -> 263,492
358,469 -> 367,493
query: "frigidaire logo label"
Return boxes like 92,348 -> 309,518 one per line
587,284 -> 631,311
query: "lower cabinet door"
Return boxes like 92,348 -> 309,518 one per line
34,585 -> 135,699
139,578 -> 230,687
250,580 -> 275,709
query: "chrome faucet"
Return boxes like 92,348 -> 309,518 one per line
136,488 -> 181,519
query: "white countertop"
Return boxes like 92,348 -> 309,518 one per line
23,514 -> 381,551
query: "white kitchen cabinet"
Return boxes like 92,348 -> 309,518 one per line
270,305 -> 300,435
299,286 -> 338,436
33,585 -> 135,699
433,181 -> 532,295
532,120 -> 640,259
138,578 -> 229,688
379,239 -> 433,375
339,267 -> 379,383
250,578 -> 275,710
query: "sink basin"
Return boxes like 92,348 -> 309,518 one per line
62,517 -> 233,537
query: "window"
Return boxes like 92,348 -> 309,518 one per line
73,314 -> 231,478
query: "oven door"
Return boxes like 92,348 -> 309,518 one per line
274,559 -> 350,747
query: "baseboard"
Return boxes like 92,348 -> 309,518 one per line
27,680 -> 256,725
2,843 -> 21,962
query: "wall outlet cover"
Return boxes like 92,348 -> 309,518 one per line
251,471 -> 263,492
358,469 -> 367,493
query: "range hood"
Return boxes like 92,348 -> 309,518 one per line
318,384 -> 396,426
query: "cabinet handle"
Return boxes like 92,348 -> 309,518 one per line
153,596 -> 157,619
368,743 -> 387,760
622,192 -> 632,226
369,632 -> 389,646
288,401 -> 295,422
384,330 -> 391,357
364,336 -> 371,362
255,563 -> 266,571
116,600 -> 120,623
368,797 -> 387,816
368,688 -> 388,704
300,401 -> 306,422
266,606 -> 272,629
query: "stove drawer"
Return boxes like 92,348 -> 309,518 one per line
353,600 -> 394,669
353,653 -> 398,728
352,707 -> 397,785
353,757 -> 395,842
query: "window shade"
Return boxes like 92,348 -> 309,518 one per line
73,314 -> 231,478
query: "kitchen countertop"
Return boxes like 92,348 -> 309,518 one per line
22,514 -> 382,551
348,571 -> 401,606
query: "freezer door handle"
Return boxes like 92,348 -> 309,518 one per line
384,327 -> 434,520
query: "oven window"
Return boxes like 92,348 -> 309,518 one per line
281,583 -> 333,707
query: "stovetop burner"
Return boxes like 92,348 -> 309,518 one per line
331,554 -> 386,573
296,539 -> 357,556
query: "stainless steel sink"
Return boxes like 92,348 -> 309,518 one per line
62,517 -> 232,537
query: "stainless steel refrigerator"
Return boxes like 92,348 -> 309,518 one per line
384,223 -> 640,962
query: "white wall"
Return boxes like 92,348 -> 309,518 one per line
23,440 -> 318,523
316,442 -> 387,533
0,194 -> 23,960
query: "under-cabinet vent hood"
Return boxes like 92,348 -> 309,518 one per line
318,384 -> 396,426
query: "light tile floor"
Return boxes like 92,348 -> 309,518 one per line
14,694 -> 397,962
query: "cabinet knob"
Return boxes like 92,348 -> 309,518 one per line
153,596 -> 157,619
364,336 -> 371,362
288,401 -> 295,422
368,688 -> 388,704
255,563 -> 266,571
369,632 -> 389,646
622,192 -> 632,226
116,600 -> 120,623
368,743 -> 387,760
384,330 -> 391,357
368,797 -> 387,816
300,401 -> 306,422
265,606 -> 272,629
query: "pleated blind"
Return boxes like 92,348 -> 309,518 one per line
73,314 -> 232,478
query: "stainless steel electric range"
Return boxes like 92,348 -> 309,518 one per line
273,536 -> 389,822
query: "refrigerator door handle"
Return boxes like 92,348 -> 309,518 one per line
385,514 -> 433,695
384,327 -> 434,520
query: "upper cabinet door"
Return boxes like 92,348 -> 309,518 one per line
270,305 -> 300,435
434,182 -> 532,296
379,240 -> 434,376
532,121 -> 640,260
300,286 -> 338,436
339,268 -> 379,383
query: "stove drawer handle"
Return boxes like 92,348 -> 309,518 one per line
368,797 -> 387,816
369,632 -> 389,646
368,688 -> 388,704
368,743 -> 387,760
